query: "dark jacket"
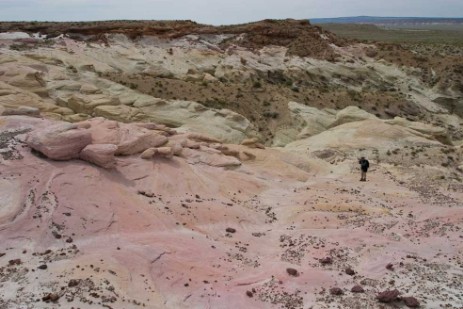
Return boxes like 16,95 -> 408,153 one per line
359,159 -> 369,172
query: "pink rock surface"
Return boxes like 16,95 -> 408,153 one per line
0,116 -> 462,309
80,143 -> 118,168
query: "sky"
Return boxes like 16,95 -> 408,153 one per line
0,0 -> 462,25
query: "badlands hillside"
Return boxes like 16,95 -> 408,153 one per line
0,19 -> 462,308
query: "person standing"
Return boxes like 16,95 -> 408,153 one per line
358,157 -> 369,182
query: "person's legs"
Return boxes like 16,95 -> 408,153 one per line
361,170 -> 366,181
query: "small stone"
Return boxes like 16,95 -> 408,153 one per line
52,231 -> 62,239
286,268 -> 299,277
246,290 -> 254,297
345,267 -> 355,275
156,146 -> 174,158
386,263 -> 394,271
42,293 -> 60,302
351,285 -> 365,293
140,148 -> 156,159
377,289 -> 400,303
68,279 -> 80,287
403,296 -> 420,308
330,287 -> 344,295
65,237 -> 73,243
320,257 -> 333,265
38,264 -> 48,270
226,228 -> 236,234
8,259 -> 22,266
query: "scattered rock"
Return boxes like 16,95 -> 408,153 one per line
351,285 -> 365,293
8,259 -> 22,266
68,279 -> 81,287
42,293 -> 60,302
286,268 -> 299,277
320,257 -> 333,265
403,296 -> 420,308
52,231 -> 62,239
377,289 -> 400,303
225,227 -> 236,233
345,267 -> 355,275
37,264 -> 48,270
246,290 -> 254,297
330,287 -> 344,295
386,263 -> 394,271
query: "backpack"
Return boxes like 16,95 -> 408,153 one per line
361,160 -> 369,169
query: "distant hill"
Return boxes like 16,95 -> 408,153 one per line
311,16 -> 463,25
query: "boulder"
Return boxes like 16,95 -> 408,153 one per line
80,144 -> 118,168
116,131 -> 168,156
403,297 -> 420,308
156,147 -> 174,159
25,123 -> 92,160
140,148 -> 156,160
351,285 -> 365,293
376,289 -> 400,303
